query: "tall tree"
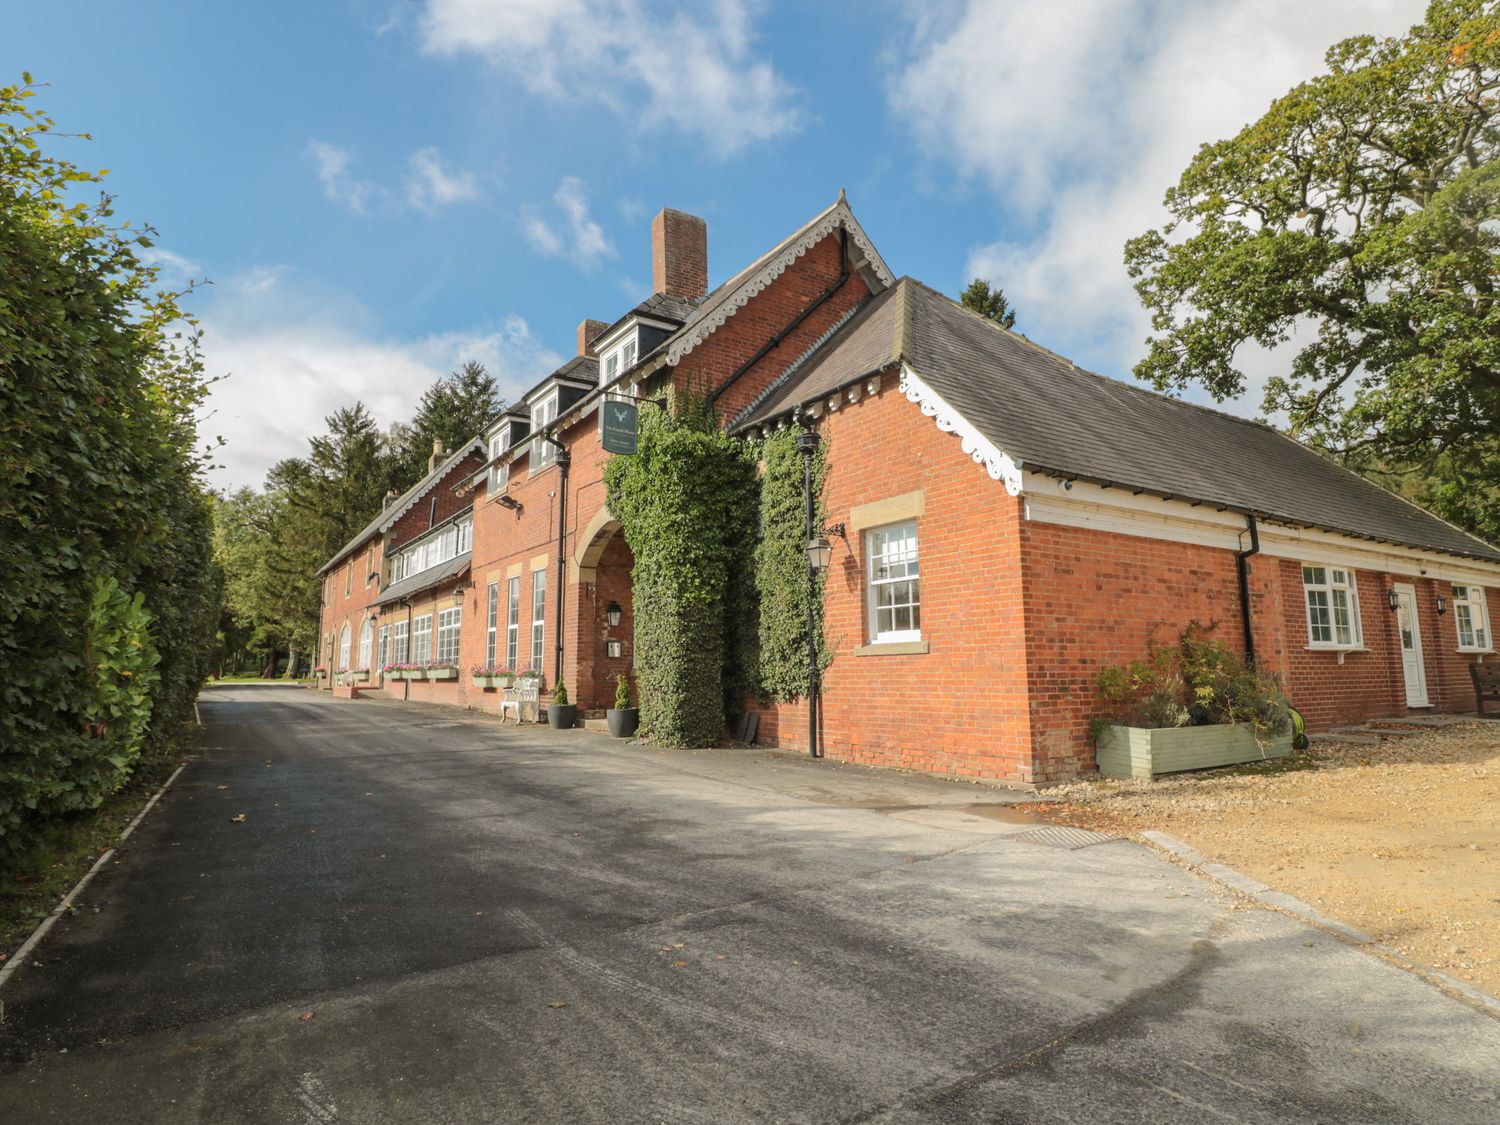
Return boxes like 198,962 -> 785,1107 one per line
959,278 -> 1018,330
1125,0 -> 1500,537
393,361 -> 504,483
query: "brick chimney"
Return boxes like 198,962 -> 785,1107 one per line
577,319 -> 609,356
382,488 -> 399,511
428,440 -> 446,472
652,208 -> 708,300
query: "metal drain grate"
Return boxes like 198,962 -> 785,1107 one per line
1008,826 -> 1119,850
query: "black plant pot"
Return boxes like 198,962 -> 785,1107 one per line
548,704 -> 578,729
606,707 -> 639,738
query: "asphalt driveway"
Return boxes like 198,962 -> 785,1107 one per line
0,685 -> 1496,1123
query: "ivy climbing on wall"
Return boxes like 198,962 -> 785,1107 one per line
754,428 -> 831,701
605,399 -> 759,748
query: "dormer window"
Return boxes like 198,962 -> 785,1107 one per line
487,425 -> 510,492
531,392 -> 559,470
599,332 -> 638,388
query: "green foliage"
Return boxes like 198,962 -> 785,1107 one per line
390,360 -> 504,483
1125,1 -> 1500,539
0,76 -> 220,852
754,429 -> 830,700
552,680 -> 569,706
1096,622 -> 1292,746
614,674 -> 632,710
959,278 -> 1018,330
605,399 -> 759,747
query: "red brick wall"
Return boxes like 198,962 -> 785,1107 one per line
317,452 -> 482,688
673,232 -> 872,422
754,373 -> 1036,783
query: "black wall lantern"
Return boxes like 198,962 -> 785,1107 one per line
452,588 -> 465,607
605,601 -> 623,627
1388,588 -> 1401,612
1436,593 -> 1448,616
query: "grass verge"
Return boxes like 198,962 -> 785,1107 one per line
0,726 -> 196,967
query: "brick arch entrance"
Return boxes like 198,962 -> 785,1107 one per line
571,507 -> 636,712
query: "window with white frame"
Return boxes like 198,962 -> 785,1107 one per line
507,576 -> 520,669
486,582 -> 499,667
1453,585 -> 1492,651
531,568 -> 547,672
357,618 -> 373,670
436,607 -> 462,664
391,620 -> 409,664
412,614 -> 433,663
531,393 -> 559,470
338,624 -> 352,671
457,518 -> 472,554
1302,565 -> 1363,647
378,625 -> 390,671
488,429 -> 509,493
866,521 -> 921,643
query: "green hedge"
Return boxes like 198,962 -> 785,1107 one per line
0,77 -> 221,853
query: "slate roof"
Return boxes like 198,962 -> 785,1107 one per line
318,440 -> 485,575
737,278 -> 1500,565
373,552 -> 472,607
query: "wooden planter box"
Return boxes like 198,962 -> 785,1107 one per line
426,667 -> 458,681
1096,723 -> 1293,780
471,674 -> 515,690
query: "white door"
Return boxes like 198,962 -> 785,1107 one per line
1393,584 -> 1428,706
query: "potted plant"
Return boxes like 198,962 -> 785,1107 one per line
548,680 -> 577,729
607,674 -> 639,738
471,665 -> 497,689
1092,621 -> 1293,779
426,662 -> 458,681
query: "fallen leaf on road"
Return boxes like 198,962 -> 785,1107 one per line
378,853 -> 386,859
672,960 -> 688,968
672,943 -> 683,950
548,1001 -> 567,1009
714,955 -> 725,961
308,829 -> 317,835
216,785 -> 229,791
298,1012 -> 315,1022
230,814 -> 246,823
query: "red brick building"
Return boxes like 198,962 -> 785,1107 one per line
317,195 -> 1500,785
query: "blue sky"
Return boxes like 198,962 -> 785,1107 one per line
7,0 -> 1420,489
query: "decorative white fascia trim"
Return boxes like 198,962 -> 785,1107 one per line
1022,475 -> 1500,585
898,364 -> 1023,495
666,202 -> 895,366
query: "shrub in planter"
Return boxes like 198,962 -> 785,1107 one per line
607,674 -> 639,738
548,680 -> 577,729
1094,621 -> 1293,778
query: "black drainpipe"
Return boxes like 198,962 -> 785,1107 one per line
706,229 -> 849,413
551,437 -> 572,689
1236,514 -> 1260,669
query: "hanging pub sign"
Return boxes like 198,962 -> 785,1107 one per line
601,398 -> 639,455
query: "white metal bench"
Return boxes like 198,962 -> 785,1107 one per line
501,679 -> 541,724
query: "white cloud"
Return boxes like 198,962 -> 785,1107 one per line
522,176 -> 615,269
890,0 -> 1416,405
418,0 -> 799,156
308,140 -> 483,216
308,141 -> 380,215
406,146 -> 482,212
194,267 -> 562,490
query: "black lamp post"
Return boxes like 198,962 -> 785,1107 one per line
796,426 -> 822,758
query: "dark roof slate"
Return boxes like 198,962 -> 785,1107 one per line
738,278 -> 1500,565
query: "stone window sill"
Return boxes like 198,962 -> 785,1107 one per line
853,640 -> 930,657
